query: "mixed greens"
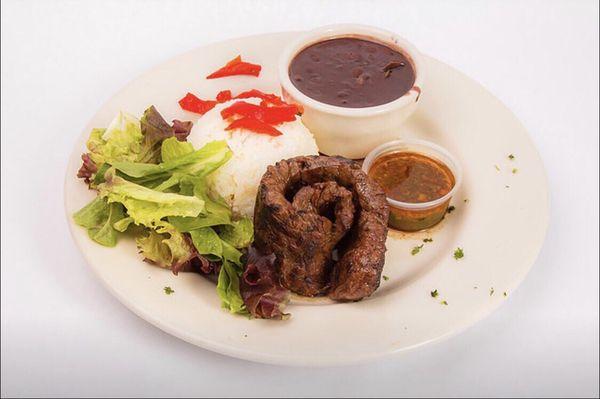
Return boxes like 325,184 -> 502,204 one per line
73,106 -> 252,315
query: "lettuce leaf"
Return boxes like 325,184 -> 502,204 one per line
172,120 -> 194,141
92,163 -> 111,186
78,108 -> 195,186
76,153 -> 98,185
137,106 -> 175,164
168,176 -> 232,231
86,129 -> 107,164
169,213 -> 230,232
113,216 -> 134,232
144,139 -> 194,192
170,174 -> 246,315
217,260 -> 246,314
73,197 -> 126,247
161,137 -> 194,162
176,140 -> 232,178
90,203 -> 126,246
80,113 -> 142,186
221,240 -> 243,266
151,172 -> 187,193
74,109 -> 250,317
188,227 -> 223,259
110,140 -> 231,180
116,171 -> 172,190
188,223 -> 246,315
98,169 -> 204,226
219,218 -> 253,249
87,112 -> 143,165
136,222 -> 195,269
193,179 -> 231,220
73,196 -> 109,228
187,228 -> 242,265
241,247 -> 289,319
110,162 -> 163,178
137,107 -> 195,163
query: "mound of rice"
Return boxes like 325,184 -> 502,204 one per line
187,99 -> 319,217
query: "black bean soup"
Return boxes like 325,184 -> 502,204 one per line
289,37 -> 416,108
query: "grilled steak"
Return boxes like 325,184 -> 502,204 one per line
253,155 -> 389,301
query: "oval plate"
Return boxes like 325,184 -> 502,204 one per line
65,32 -> 549,366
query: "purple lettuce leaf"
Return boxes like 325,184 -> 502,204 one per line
240,247 -> 290,320
172,235 -> 220,276
77,153 -> 98,184
172,120 -> 194,141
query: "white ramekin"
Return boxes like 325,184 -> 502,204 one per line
278,24 -> 425,159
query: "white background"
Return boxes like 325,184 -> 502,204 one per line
1,0 -> 598,397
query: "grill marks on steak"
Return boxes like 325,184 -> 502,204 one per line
253,156 -> 389,301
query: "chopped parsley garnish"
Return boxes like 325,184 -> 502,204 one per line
411,244 -> 424,255
164,286 -> 175,295
508,154 -> 515,160
494,165 -> 500,171
512,168 -> 518,174
447,205 -> 456,214
423,238 -> 433,243
441,300 -> 448,306
453,247 -> 464,260
383,275 -> 389,281
430,289 -> 438,298
489,287 -> 495,296
503,291 -> 507,297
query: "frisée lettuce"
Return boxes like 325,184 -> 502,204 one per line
135,222 -> 195,270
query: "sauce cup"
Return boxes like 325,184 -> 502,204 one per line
362,139 -> 462,231
278,24 -> 425,159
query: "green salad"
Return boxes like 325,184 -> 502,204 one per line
73,106 -> 252,315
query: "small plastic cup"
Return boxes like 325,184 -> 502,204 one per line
362,139 -> 462,231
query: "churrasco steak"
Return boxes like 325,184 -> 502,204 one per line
253,155 -> 389,301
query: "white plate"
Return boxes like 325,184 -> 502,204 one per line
64,32 -> 549,366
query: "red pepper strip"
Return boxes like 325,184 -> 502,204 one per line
259,99 -> 304,114
266,103 -> 300,120
225,55 -> 241,66
221,101 -> 298,124
221,101 -> 259,120
225,117 -> 282,136
178,92 -> 217,115
233,89 -> 285,106
216,90 -> 232,103
206,55 -> 262,79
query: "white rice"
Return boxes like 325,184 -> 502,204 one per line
187,98 -> 319,217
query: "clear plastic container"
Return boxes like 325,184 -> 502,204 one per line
362,139 -> 462,231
